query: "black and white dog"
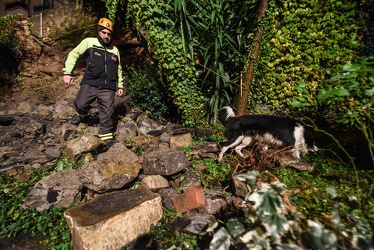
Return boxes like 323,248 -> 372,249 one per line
218,106 -> 317,162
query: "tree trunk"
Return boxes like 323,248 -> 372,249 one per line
233,0 -> 268,115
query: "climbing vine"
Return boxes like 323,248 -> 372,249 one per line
101,0 -> 120,21
126,0 -> 205,127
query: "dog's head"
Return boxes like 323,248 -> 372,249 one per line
218,106 -> 236,125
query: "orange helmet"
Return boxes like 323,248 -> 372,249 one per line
98,18 -> 113,32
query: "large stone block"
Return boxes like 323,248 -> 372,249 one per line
64,188 -> 163,250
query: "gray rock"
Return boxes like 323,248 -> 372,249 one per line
170,133 -> 192,149
97,142 -> 139,164
44,147 -> 61,159
64,134 -> 104,160
203,188 -> 229,215
192,141 -> 220,153
157,188 -> 178,210
141,175 -> 170,191
170,213 -> 216,235
116,121 -> 138,143
194,128 -> 214,138
79,159 -> 141,193
143,148 -> 190,175
231,174 -> 252,198
23,169 -> 83,211
279,155 -> 314,172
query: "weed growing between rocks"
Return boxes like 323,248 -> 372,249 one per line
0,167 -> 71,249
150,208 -> 204,250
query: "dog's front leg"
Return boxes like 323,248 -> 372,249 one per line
234,136 -> 252,159
218,146 -> 229,162
218,136 -> 248,162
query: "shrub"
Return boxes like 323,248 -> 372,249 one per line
127,66 -> 171,121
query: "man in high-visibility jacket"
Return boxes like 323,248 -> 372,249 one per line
63,18 -> 124,147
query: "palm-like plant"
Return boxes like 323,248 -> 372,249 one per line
170,0 -> 260,122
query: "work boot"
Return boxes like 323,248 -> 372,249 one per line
71,114 -> 81,125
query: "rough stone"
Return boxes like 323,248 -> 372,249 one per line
79,159 -> 141,193
64,189 -> 163,250
192,141 -> 220,153
132,135 -> 160,150
194,128 -> 214,138
203,188 -> 228,215
157,188 -> 178,211
142,148 -> 190,176
231,174 -> 251,198
137,116 -> 163,135
64,134 -> 104,160
116,121 -> 138,143
181,174 -> 202,192
141,175 -> 170,191
23,169 -> 83,211
16,102 -> 33,114
169,133 -> 192,149
170,213 -> 216,235
279,156 -> 314,172
97,142 -> 138,164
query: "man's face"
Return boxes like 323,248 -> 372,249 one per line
99,28 -> 112,45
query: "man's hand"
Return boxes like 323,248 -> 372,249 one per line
63,75 -> 73,86
117,89 -> 124,97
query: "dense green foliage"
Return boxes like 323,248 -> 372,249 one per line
253,0 -> 359,112
127,66 -> 170,121
2,0 -> 374,248
357,0 -> 374,56
0,168 -> 70,249
0,14 -> 23,57
292,56 -> 374,168
209,164 -> 373,249
169,0 -> 259,121
0,14 -> 24,93
79,0 -> 371,124
126,0 -> 206,127
271,155 -> 374,223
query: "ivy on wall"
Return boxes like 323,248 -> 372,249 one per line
126,0 -> 205,127
252,0 -> 358,113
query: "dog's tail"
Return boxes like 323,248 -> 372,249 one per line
218,106 -> 236,126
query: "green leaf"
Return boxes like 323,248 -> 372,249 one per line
226,219 -> 246,238
209,227 -> 234,250
326,186 -> 337,199
365,86 -> 374,97
342,64 -> 360,72
290,101 -> 311,107
236,170 -> 259,190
